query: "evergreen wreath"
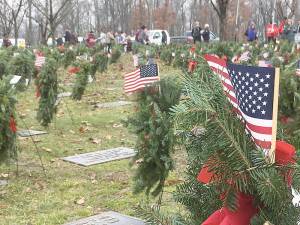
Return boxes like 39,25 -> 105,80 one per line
9,52 -> 35,91
0,78 -> 17,163
71,60 -> 91,100
63,48 -> 76,68
0,50 -> 11,79
110,46 -> 122,64
90,52 -> 108,79
171,62 -> 300,225
36,58 -> 58,127
125,76 -> 182,197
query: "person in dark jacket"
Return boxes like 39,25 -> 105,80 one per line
64,30 -> 72,43
202,24 -> 210,42
245,22 -> 258,42
2,34 -> 12,48
162,30 -> 167,45
192,21 -> 202,44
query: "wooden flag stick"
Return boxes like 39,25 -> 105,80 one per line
269,67 -> 280,163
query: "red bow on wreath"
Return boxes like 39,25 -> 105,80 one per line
9,115 -> 17,133
68,66 -> 81,74
198,140 -> 296,225
188,60 -> 197,73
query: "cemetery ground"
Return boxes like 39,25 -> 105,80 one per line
0,55 -> 185,224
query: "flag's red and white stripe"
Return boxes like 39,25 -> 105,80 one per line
35,56 -> 46,69
124,69 -> 159,94
204,54 -> 272,149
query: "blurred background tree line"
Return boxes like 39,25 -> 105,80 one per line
0,0 -> 299,45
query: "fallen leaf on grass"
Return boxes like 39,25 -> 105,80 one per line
34,181 -> 47,190
25,188 -> 32,193
79,126 -> 89,133
0,173 -> 9,178
41,147 -> 52,153
105,135 -> 112,140
19,113 -> 27,119
75,197 -> 85,205
89,138 -> 101,144
112,123 -> 122,128
165,179 -> 184,187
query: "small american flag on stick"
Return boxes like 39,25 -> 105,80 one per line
204,54 -> 280,162
124,64 -> 159,94
35,55 -> 46,69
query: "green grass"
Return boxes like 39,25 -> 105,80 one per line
0,54 -> 185,224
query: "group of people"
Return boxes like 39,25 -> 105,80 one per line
191,21 -> 211,43
245,17 -> 300,43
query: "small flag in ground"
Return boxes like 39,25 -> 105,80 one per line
239,51 -> 251,62
258,60 -> 272,68
35,55 -> 46,69
296,60 -> 300,77
124,64 -> 159,94
204,54 -> 278,151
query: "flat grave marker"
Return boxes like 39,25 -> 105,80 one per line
64,211 -> 144,225
17,130 -> 48,137
62,147 -> 135,166
95,101 -> 132,109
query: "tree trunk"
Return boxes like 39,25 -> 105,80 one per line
27,0 -> 33,46
13,17 -> 18,46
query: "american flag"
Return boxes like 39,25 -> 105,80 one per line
296,60 -> 300,77
204,54 -> 278,151
239,51 -> 251,62
124,64 -> 159,94
258,60 -> 272,68
35,56 -> 46,69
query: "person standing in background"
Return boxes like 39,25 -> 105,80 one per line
192,21 -> 202,44
202,24 -> 210,43
245,22 -> 258,42
2,34 -> 12,48
266,21 -> 279,44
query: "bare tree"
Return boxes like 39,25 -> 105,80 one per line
31,0 -> 74,45
209,0 -> 230,41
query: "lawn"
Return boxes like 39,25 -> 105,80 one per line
0,54 -> 185,225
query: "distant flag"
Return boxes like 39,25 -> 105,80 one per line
204,54 -> 280,161
124,64 -> 159,94
296,60 -> 300,77
258,60 -> 272,68
35,53 -> 46,69
239,51 -> 251,62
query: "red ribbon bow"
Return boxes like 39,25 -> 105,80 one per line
198,140 -> 296,225
9,115 -> 17,133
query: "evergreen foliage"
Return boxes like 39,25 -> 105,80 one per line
90,52 -> 108,79
9,52 -> 35,91
0,50 -> 11,79
0,78 -> 17,162
71,60 -> 91,100
36,58 -> 58,127
125,76 -> 182,197
63,48 -> 76,68
171,62 -> 300,225
110,47 -> 122,64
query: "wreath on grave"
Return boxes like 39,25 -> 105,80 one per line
0,78 -> 17,163
63,48 -> 76,68
71,60 -> 91,100
110,47 -> 122,64
90,52 -> 108,79
36,58 -> 58,127
125,76 -> 182,197
0,50 -> 11,79
9,52 -> 35,91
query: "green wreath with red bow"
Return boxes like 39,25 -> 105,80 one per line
0,78 -> 17,163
